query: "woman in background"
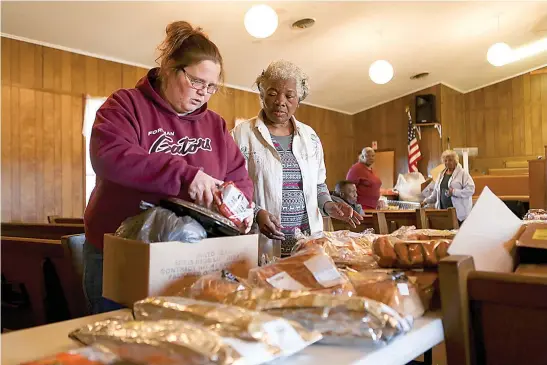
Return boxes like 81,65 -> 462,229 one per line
421,149 -> 475,225
232,60 -> 362,257
346,147 -> 383,210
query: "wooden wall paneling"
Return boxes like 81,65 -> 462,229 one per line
43,47 -> 63,92
512,75 -> 525,156
10,87 -> 22,221
71,54 -> 87,95
2,37 -> 12,85
121,65 -> 144,90
53,94 -> 64,219
2,85 -> 12,221
35,91 -> 45,222
20,88 -> 38,222
208,87 -> 236,129
72,96 -> 85,217
233,89 -> 260,121
61,95 -> 73,217
103,61 -> 123,96
543,74 -> 547,149
85,56 -> 100,96
530,74 -> 543,155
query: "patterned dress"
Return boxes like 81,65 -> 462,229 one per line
271,134 -> 311,256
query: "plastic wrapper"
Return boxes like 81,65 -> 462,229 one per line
70,318 -> 289,365
373,236 -> 451,268
394,172 -> 426,202
390,226 -> 457,240
133,296 -> 322,357
523,209 -> 547,221
114,204 -> 207,243
214,182 -> 253,229
223,288 -> 412,344
292,230 -> 378,271
248,246 -> 355,296
185,270 -> 249,303
22,344 -> 194,365
405,270 -> 440,311
343,269 -> 425,319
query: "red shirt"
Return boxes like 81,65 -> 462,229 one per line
346,162 -> 382,210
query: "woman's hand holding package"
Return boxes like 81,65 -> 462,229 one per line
324,201 -> 363,228
256,209 -> 285,240
188,170 -> 223,209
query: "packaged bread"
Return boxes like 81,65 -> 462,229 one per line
214,182 -> 253,229
248,246 -> 355,296
390,226 -> 457,240
344,269 -> 425,319
373,236 -> 451,268
291,231 -> 378,271
523,209 -> 547,221
133,297 -> 321,358
70,317 -> 314,365
223,288 -> 412,344
186,270 -> 249,303
405,270 -> 440,311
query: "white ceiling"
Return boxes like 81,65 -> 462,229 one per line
2,1 -> 547,114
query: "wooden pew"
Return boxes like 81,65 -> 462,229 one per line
1,223 -> 84,240
439,255 -> 547,365
1,235 -> 87,329
422,208 -> 459,230
331,214 -> 374,232
371,210 -> 427,234
47,216 -> 84,225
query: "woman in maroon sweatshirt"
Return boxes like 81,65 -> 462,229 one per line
83,21 -> 253,314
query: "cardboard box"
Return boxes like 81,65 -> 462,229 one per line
102,233 -> 259,307
515,264 -> 547,278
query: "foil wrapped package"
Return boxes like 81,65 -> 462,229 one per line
70,318 -> 274,365
133,296 -> 322,357
223,288 -> 412,344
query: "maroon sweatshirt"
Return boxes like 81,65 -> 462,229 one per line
84,68 -> 253,250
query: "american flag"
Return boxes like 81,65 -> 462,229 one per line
406,107 -> 422,172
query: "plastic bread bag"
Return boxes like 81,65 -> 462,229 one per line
21,343 -> 195,365
133,297 -> 322,357
185,270 -> 250,303
390,226 -> 457,240
223,288 -> 413,345
214,182 -> 253,229
248,246 -> 355,296
523,209 -> 547,221
373,236 -> 451,269
292,230 -> 377,272
343,269 -> 425,319
405,269 -> 440,311
114,202 -> 207,243
70,318 -> 289,365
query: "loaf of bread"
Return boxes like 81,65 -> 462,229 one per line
373,237 -> 451,268
186,270 -> 248,303
345,270 -> 425,319
405,270 -> 439,311
248,246 -> 353,295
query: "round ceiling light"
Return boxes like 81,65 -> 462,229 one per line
369,60 -> 394,84
244,5 -> 278,39
487,42 -> 512,66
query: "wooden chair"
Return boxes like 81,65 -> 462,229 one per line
439,255 -> 547,365
1,223 -> 84,240
371,210 -> 427,234
421,208 -> 459,230
48,216 -> 84,225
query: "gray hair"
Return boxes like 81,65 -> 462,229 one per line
255,60 -> 310,102
359,147 -> 375,163
441,149 -> 459,162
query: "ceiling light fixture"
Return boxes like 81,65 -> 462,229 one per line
487,37 -> 547,67
244,4 -> 278,39
487,42 -> 513,67
369,60 -> 394,85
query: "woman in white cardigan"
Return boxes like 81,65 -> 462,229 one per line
421,150 -> 475,224
231,60 -> 362,257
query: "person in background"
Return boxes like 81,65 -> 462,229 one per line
231,60 -> 362,257
84,21 -> 253,314
421,149 -> 475,225
332,181 -> 364,215
346,147 -> 383,210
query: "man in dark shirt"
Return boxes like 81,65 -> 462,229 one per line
332,181 -> 365,215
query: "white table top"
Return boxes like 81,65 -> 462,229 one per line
1,310 -> 443,365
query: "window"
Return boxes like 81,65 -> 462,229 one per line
83,96 -> 107,205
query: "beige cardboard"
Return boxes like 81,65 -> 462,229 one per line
103,233 -> 258,306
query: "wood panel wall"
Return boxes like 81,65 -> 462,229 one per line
1,37 -> 354,223
353,85 -> 442,177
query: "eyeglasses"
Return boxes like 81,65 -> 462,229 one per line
181,68 -> 219,94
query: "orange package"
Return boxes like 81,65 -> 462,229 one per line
214,182 -> 253,229
248,246 -> 354,296
186,270 -> 249,303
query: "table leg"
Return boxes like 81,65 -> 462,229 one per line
406,349 -> 433,365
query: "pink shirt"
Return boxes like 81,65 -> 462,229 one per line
346,162 -> 382,210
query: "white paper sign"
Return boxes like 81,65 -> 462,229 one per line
447,187 -> 522,272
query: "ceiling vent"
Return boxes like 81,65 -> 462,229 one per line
292,18 -> 316,29
410,72 -> 430,80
